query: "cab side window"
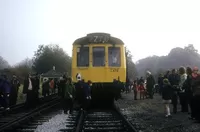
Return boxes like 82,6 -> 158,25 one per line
77,47 -> 89,67
108,47 -> 121,67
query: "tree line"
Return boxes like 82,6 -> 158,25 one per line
135,44 -> 200,79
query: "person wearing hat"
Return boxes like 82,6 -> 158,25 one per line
146,71 -> 156,99
162,78 -> 173,117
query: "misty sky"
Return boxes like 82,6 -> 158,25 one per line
1,0 -> 200,65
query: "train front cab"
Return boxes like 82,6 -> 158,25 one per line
72,44 -> 126,108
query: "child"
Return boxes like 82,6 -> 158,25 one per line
162,79 -> 173,117
139,82 -> 145,100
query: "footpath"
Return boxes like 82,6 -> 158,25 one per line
115,92 -> 200,132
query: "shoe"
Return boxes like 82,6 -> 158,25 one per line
173,108 -> 177,114
165,114 -> 171,117
0,107 -> 4,110
6,107 -> 10,111
188,117 -> 195,120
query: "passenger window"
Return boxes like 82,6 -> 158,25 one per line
108,47 -> 121,67
77,47 -> 89,67
92,47 -> 105,67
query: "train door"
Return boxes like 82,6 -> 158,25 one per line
91,46 -> 106,82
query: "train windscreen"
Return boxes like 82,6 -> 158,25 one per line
92,47 -> 105,67
77,47 -> 89,67
108,47 -> 121,67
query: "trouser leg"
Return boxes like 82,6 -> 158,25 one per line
194,95 -> 200,120
191,96 -> 195,118
134,90 -> 137,100
172,94 -> 178,113
3,93 -> 10,109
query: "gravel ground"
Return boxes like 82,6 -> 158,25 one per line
35,110 -> 69,132
115,92 -> 200,132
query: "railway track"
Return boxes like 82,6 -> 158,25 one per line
0,95 -> 60,132
73,105 -> 137,132
0,97 -> 137,132
0,94 -> 58,116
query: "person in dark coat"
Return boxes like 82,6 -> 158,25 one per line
42,79 -> 50,97
133,80 -> 138,100
23,74 -> 36,109
184,67 -> 193,116
59,76 -> 67,112
164,70 -> 170,79
125,78 -> 130,94
63,77 -> 76,114
162,78 -> 173,117
34,74 -> 40,102
146,71 -> 155,99
75,79 -> 85,110
168,69 -> 180,114
82,79 -> 91,110
158,73 -> 164,95
0,75 -> 11,110
59,75 -> 67,97
10,75 -> 20,106
0,77 -> 3,109
190,67 -> 200,121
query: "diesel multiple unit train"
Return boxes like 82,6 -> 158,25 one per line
71,33 -> 126,106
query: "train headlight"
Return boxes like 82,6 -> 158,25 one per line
76,73 -> 82,81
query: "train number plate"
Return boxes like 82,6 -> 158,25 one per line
110,68 -> 119,72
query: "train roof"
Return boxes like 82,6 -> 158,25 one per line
73,33 -> 124,45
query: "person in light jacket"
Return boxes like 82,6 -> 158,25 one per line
178,66 -> 188,112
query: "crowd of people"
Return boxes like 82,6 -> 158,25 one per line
159,66 -> 200,120
125,66 -> 200,121
59,75 -> 91,114
0,73 -> 92,114
0,73 -> 62,111
2,66 -> 200,120
0,74 -> 20,110
125,71 -> 156,100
